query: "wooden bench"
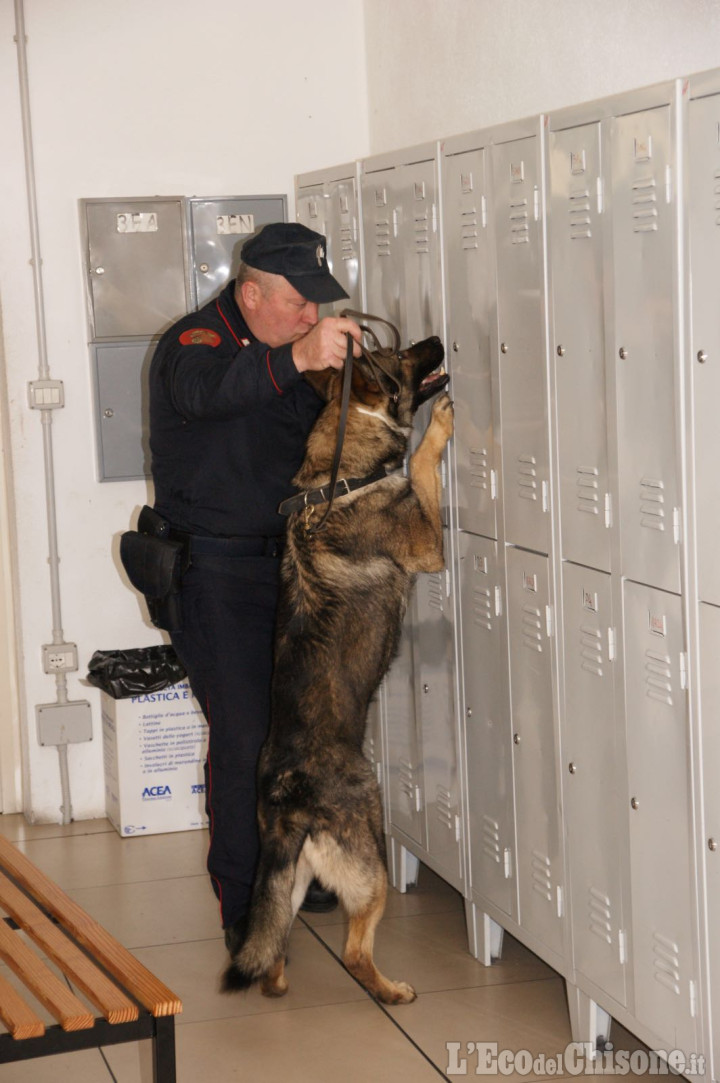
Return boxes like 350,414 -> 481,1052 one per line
0,833 -> 182,1081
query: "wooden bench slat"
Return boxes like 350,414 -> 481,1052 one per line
0,970 -> 45,1040
0,871 -> 138,1025
0,835 -> 182,1018
0,918 -> 94,1031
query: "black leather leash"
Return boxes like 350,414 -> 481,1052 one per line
277,311 -> 403,534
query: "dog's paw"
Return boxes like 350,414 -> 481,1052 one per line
430,392 -> 454,440
379,979 -> 417,1005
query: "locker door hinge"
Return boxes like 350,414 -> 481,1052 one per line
604,492 -> 613,529
618,928 -> 627,965
608,626 -> 617,662
556,884 -> 564,918
503,847 -> 513,879
490,469 -> 498,501
414,785 -> 423,813
689,979 -> 697,1019
680,652 -> 688,692
673,506 -> 682,545
545,605 -> 554,638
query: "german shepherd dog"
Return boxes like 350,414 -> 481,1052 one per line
222,334 -> 453,1004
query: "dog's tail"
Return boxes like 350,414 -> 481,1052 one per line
221,833 -> 306,993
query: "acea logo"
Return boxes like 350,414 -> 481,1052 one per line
142,784 -> 172,801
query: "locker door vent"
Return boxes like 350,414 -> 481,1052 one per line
714,169 -> 720,226
470,447 -> 490,490
652,930 -> 681,996
374,218 -> 391,257
576,466 -> 600,515
427,573 -> 445,612
569,189 -> 592,240
517,454 -> 538,501
580,624 -> 605,677
510,198 -> 530,245
631,176 -> 658,233
588,887 -> 613,945
340,223 -> 356,261
436,786 -> 454,831
364,734 -> 377,766
482,815 -> 502,863
414,210 -> 430,254
461,208 -> 479,250
639,477 -> 666,532
521,605 -> 544,653
531,850 -> 553,901
399,758 -> 416,801
644,649 -> 674,707
472,585 -> 493,632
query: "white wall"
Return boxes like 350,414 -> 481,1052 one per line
362,0 -> 720,153
0,0 -> 370,822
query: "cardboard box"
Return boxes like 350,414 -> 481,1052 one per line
101,680 -> 209,837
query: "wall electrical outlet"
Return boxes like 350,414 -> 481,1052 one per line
42,643 -> 78,673
36,701 -> 92,746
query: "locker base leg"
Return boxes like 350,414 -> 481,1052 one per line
387,836 -> 420,894
464,900 -> 504,966
566,983 -> 613,1055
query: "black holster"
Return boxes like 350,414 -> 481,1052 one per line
120,506 -> 190,633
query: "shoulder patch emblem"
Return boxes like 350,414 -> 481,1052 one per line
179,327 -> 222,347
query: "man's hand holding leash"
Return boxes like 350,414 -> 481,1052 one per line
292,316 -> 363,371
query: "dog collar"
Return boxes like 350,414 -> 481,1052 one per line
277,469 -> 388,517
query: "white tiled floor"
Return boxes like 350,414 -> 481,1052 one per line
0,815 -> 649,1081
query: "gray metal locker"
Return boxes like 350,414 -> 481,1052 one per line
296,166 -> 362,313
415,532 -> 463,889
401,156 -> 443,345
561,561 -> 627,1006
688,91 -> 720,607
506,545 -> 564,960
361,164 -> 404,334
698,601 -> 720,1076
549,123 -> 612,573
82,197 -> 190,339
611,105 -> 682,596
188,195 -> 287,308
623,580 -> 697,1052
458,530 -> 516,920
384,593 -> 424,849
492,131 -> 551,555
442,141 -> 498,541
93,340 -> 155,481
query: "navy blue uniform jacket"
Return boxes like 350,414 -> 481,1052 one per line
149,281 -> 323,538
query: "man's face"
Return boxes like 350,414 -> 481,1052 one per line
239,275 -> 319,347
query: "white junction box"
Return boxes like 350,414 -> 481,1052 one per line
101,680 -> 209,837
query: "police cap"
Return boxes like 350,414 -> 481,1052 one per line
241,222 -> 348,304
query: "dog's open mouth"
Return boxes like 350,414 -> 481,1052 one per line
417,367 -> 450,404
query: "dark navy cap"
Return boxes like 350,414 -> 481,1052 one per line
241,222 -> 349,304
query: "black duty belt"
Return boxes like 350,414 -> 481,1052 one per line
180,533 -> 284,558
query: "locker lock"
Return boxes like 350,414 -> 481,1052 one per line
199,263 -> 210,274
630,797 -> 639,810
709,838 -> 718,852
568,762 -> 577,774
500,342 -> 509,354
423,683 -> 430,693
513,732 -> 521,745
452,342 -> 459,352
556,345 -> 566,357
697,350 -> 709,364
618,347 -> 628,360
94,266 -> 105,275
103,409 -> 114,419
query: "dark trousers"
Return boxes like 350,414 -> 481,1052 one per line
170,552 -> 281,929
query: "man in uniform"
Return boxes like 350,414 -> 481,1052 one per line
148,223 -> 362,949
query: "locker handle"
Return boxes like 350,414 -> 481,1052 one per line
618,347 -> 628,360
697,350 -> 709,364
556,345 -> 566,357
709,838 -> 718,852
500,342 -> 509,355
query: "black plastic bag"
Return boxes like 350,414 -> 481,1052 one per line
86,646 -> 186,699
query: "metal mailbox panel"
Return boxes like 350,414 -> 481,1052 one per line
689,93 -> 720,606
506,546 -> 564,956
699,601 -> 720,1075
93,340 -> 155,481
549,123 -> 611,573
458,531 -> 516,919
443,146 -> 497,540
611,106 -> 681,595
84,198 -> 189,339
415,533 -> 462,888
384,591 -> 424,848
493,137 -> 550,554
561,561 -> 627,1005
623,580 -> 697,1051
361,166 -> 404,334
189,195 -> 286,308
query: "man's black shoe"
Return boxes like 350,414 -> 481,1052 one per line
223,914 -> 249,956
300,878 -> 338,913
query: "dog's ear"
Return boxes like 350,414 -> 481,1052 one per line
302,368 -> 340,401
351,362 -> 384,405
